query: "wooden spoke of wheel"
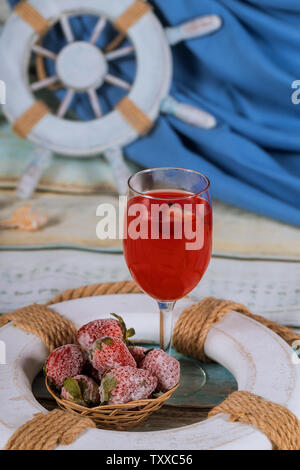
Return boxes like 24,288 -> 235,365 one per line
105,74 -> 131,90
105,46 -> 134,61
90,17 -> 106,45
105,33 -> 126,53
60,14 -> 74,43
88,89 -> 102,118
30,76 -> 59,92
32,45 -> 57,60
56,89 -> 75,118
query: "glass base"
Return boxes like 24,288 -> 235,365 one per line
167,357 -> 206,406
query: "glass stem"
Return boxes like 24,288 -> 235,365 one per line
158,301 -> 176,353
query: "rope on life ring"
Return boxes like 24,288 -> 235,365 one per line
2,280 -> 300,450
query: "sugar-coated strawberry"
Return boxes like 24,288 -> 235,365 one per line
77,319 -> 122,351
90,337 -> 136,374
61,375 -> 100,406
77,314 -> 135,351
99,366 -> 157,404
141,349 -> 180,392
129,345 -> 147,366
82,360 -> 102,384
45,344 -> 85,387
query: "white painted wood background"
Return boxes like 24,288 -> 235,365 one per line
0,249 -> 299,329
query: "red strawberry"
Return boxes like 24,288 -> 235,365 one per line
77,314 -> 135,351
141,349 -> 180,392
82,360 -> 103,384
90,337 -> 136,374
45,344 -> 85,387
129,345 -> 147,366
61,375 -> 100,405
99,366 -> 157,404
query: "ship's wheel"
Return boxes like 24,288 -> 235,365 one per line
0,0 -> 221,196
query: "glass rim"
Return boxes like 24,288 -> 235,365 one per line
127,167 -> 210,200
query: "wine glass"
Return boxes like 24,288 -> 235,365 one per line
123,167 -> 212,388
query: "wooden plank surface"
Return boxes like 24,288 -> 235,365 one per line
213,202 -> 300,260
1,190 -> 300,260
1,249 -> 299,329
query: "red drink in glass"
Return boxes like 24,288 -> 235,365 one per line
124,190 -> 212,301
123,167 -> 212,359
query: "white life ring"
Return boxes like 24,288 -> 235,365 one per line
0,293 -> 299,450
0,0 -> 172,156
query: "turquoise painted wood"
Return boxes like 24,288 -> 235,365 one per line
169,355 -> 237,408
0,117 -> 116,190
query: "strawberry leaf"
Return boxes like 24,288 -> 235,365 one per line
101,373 -> 117,403
110,313 -> 135,344
126,328 -> 135,339
63,378 -> 83,402
110,313 -> 127,336
101,337 -> 114,346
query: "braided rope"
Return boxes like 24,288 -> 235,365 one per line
5,410 -> 95,450
2,282 -> 139,351
2,281 -> 300,450
172,296 -> 300,362
209,391 -> 300,450
0,304 -> 77,352
47,280 -> 140,305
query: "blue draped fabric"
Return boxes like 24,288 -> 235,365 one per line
8,0 -> 300,226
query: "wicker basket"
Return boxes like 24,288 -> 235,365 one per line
46,378 -> 179,431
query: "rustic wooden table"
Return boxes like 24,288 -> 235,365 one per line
1,195 -> 299,431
